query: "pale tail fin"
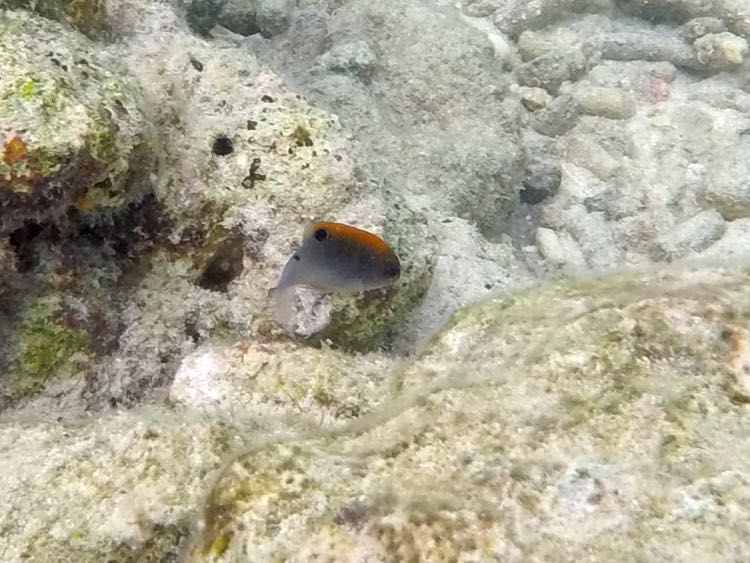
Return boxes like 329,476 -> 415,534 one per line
270,284 -> 297,334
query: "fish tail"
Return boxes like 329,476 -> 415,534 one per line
270,284 -> 297,333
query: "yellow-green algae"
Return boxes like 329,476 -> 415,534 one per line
8,293 -> 90,395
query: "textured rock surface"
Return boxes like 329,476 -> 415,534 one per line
180,265 -> 750,562
0,406 -> 231,562
0,10 -> 153,233
0,0 -> 109,37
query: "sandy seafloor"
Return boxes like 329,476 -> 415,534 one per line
1,0 -> 750,561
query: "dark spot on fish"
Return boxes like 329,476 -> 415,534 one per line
314,228 -> 329,241
212,135 -> 234,156
261,95 -> 275,102
247,119 -> 257,130
384,263 -> 400,279
189,56 -> 204,72
293,254 -> 301,261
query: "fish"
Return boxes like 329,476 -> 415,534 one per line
270,221 -> 401,329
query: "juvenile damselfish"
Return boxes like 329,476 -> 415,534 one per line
271,221 -> 401,329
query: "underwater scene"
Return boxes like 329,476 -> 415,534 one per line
1,0 -> 750,560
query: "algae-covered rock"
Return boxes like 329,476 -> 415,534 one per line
0,10 -> 153,233
182,265 -> 750,561
0,0 -> 109,38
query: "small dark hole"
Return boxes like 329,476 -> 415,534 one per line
212,135 -> 234,156
314,228 -> 328,241
189,56 -> 204,72
247,120 -> 257,130
261,95 -> 275,103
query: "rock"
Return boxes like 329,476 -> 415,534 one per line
536,226 -> 587,267
652,208 -> 727,260
615,0 -> 750,41
565,207 -> 623,270
317,40 -> 377,81
0,406 -> 232,561
519,86 -> 552,111
514,48 -> 588,94
181,265 -> 750,561
565,134 -> 623,181
680,17 -> 727,41
0,0 -> 109,38
585,31 -> 703,71
531,93 -> 580,137
0,10 -> 153,234
494,0 -> 610,39
574,86 -> 636,119
170,342 -> 392,427
268,0 -> 526,238
697,218 -> 750,261
459,0 -> 500,18
255,0 -> 293,36
693,32 -> 749,71
517,30 -> 553,62
703,160 -> 750,220
217,0 -> 260,36
521,132 -> 562,204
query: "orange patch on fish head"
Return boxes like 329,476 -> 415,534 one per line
306,221 -> 396,259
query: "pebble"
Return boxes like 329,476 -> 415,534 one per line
693,32 -> 749,71
515,48 -> 588,94
680,17 -> 727,42
565,206 -> 623,270
318,40 -> 377,80
565,134 -> 622,181
460,0 -> 501,18
521,144 -> 562,204
652,209 -> 727,261
704,163 -> 750,220
517,31 -> 552,62
255,0 -> 293,36
574,86 -> 636,119
531,94 -> 580,137
585,31 -> 702,71
536,227 -> 587,268
494,0 -> 609,39
519,86 -> 551,111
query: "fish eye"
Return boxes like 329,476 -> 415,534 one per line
384,263 -> 401,279
293,254 -> 301,261
314,228 -> 329,241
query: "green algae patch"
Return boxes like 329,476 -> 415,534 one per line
8,294 -> 91,396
